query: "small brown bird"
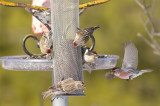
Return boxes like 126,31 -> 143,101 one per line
39,32 -> 52,55
42,78 -> 85,102
84,49 -> 98,63
73,25 -> 100,47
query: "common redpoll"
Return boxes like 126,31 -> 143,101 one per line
105,41 -> 152,81
42,78 -> 85,102
22,33 -> 52,58
39,32 -> 52,55
73,25 -> 100,47
83,49 -> 98,63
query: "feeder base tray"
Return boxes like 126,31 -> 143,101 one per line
0,55 -> 119,71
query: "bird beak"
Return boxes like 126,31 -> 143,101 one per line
94,54 -> 98,59
111,71 -> 114,74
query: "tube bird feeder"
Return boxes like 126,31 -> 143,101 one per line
51,0 -> 84,95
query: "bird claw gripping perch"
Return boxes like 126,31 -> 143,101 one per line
42,78 -> 86,102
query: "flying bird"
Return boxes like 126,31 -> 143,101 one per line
105,41 -> 152,81
42,78 -> 85,102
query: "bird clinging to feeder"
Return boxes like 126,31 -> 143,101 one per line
105,41 -> 152,81
22,32 -> 53,59
42,78 -> 86,102
38,32 -> 53,58
73,25 -> 100,47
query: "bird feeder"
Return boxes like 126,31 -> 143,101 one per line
0,0 -> 119,105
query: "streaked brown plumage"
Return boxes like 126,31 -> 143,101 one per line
42,78 -> 85,102
73,25 -> 100,46
39,32 -> 52,55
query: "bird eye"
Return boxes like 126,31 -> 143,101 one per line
85,35 -> 89,39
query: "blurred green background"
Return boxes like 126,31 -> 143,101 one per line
0,0 -> 160,106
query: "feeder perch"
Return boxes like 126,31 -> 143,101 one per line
0,55 -> 119,71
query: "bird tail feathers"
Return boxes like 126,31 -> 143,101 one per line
94,25 -> 100,30
141,69 -> 153,73
42,90 -> 53,99
49,94 -> 56,102
104,72 -> 115,80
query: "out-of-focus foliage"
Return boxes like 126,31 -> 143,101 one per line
0,0 -> 160,106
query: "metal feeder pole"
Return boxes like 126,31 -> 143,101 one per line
51,0 -> 83,106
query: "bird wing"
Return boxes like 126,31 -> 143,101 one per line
62,83 -> 76,92
61,78 -> 75,84
122,41 -> 138,70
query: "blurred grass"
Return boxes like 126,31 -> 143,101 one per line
0,0 -> 160,106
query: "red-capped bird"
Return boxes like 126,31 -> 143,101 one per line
105,41 -> 152,81
73,25 -> 100,47
42,78 -> 85,102
83,49 -> 98,63
39,32 -> 52,55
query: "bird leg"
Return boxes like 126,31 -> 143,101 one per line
126,75 -> 133,82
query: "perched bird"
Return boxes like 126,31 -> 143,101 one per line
105,41 -> 152,81
42,78 -> 85,102
22,33 -> 52,59
83,49 -> 98,63
39,32 -> 53,55
73,25 -> 100,47
81,46 -> 97,73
